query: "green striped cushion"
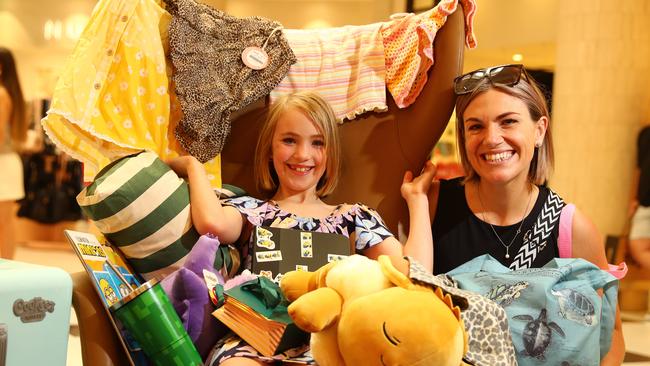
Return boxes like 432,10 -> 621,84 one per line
76,151 -> 200,279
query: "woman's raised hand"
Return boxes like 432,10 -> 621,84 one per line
401,160 -> 437,202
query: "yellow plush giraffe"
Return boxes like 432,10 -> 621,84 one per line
280,255 -> 469,366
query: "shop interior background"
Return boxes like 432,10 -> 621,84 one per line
2,0 -> 650,364
4,0 -> 648,244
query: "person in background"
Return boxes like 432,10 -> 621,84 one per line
426,64 -> 624,364
0,47 -> 27,259
166,91 -> 434,365
628,125 -> 650,269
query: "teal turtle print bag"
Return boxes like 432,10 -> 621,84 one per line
447,255 -> 618,366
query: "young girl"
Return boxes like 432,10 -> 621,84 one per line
428,64 -> 624,364
0,47 -> 27,259
167,91 -> 434,365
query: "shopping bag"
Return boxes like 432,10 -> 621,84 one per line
447,255 -> 618,365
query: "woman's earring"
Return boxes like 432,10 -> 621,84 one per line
535,142 -> 542,148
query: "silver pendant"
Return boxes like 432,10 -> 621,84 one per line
505,253 -> 510,259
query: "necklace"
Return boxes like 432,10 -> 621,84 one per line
477,185 -> 533,259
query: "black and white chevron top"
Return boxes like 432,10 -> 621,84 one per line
432,177 -> 566,274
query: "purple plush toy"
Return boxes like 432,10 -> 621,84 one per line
161,234 -> 228,359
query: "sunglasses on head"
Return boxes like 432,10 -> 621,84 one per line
453,64 -> 528,95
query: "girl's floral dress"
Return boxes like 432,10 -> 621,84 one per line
207,195 -> 394,364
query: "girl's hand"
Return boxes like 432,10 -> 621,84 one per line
166,155 -> 199,177
401,160 -> 437,202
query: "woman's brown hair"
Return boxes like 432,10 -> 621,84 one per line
454,71 -> 554,185
0,47 -> 27,148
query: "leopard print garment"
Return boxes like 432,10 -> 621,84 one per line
164,0 -> 296,162
408,258 -> 518,366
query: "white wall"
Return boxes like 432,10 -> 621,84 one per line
0,0 -> 96,99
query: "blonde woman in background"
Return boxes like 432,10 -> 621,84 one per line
0,47 -> 27,259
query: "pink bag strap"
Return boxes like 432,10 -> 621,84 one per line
558,203 -> 628,279
606,262 -> 628,279
558,203 -> 575,258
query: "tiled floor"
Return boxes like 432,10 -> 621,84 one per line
11,243 -> 650,365
622,318 -> 650,365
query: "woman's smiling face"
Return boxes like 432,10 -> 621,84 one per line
462,89 -> 547,185
271,107 -> 328,196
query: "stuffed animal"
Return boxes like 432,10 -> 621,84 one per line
160,234 -> 228,359
280,254 -> 468,366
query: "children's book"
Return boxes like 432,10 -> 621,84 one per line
64,230 -> 150,366
212,277 -> 309,358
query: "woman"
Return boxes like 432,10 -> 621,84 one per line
0,47 -> 27,259
628,125 -> 650,269
167,91 -> 433,365
428,64 -> 624,364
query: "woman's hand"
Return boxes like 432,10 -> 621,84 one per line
400,160 -> 437,273
401,160 -> 437,203
166,155 -> 200,178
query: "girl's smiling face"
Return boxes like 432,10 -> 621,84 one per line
271,107 -> 328,197
462,89 -> 547,185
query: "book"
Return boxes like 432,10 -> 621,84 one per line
212,279 -> 309,357
64,230 -> 149,366
251,226 -> 351,282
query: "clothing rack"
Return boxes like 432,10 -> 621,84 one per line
12,98 -> 85,250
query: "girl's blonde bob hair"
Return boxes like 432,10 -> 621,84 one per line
454,72 -> 554,186
254,91 -> 341,198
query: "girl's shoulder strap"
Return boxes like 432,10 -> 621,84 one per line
558,203 -> 576,258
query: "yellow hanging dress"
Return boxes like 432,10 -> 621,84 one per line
41,0 -> 221,186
